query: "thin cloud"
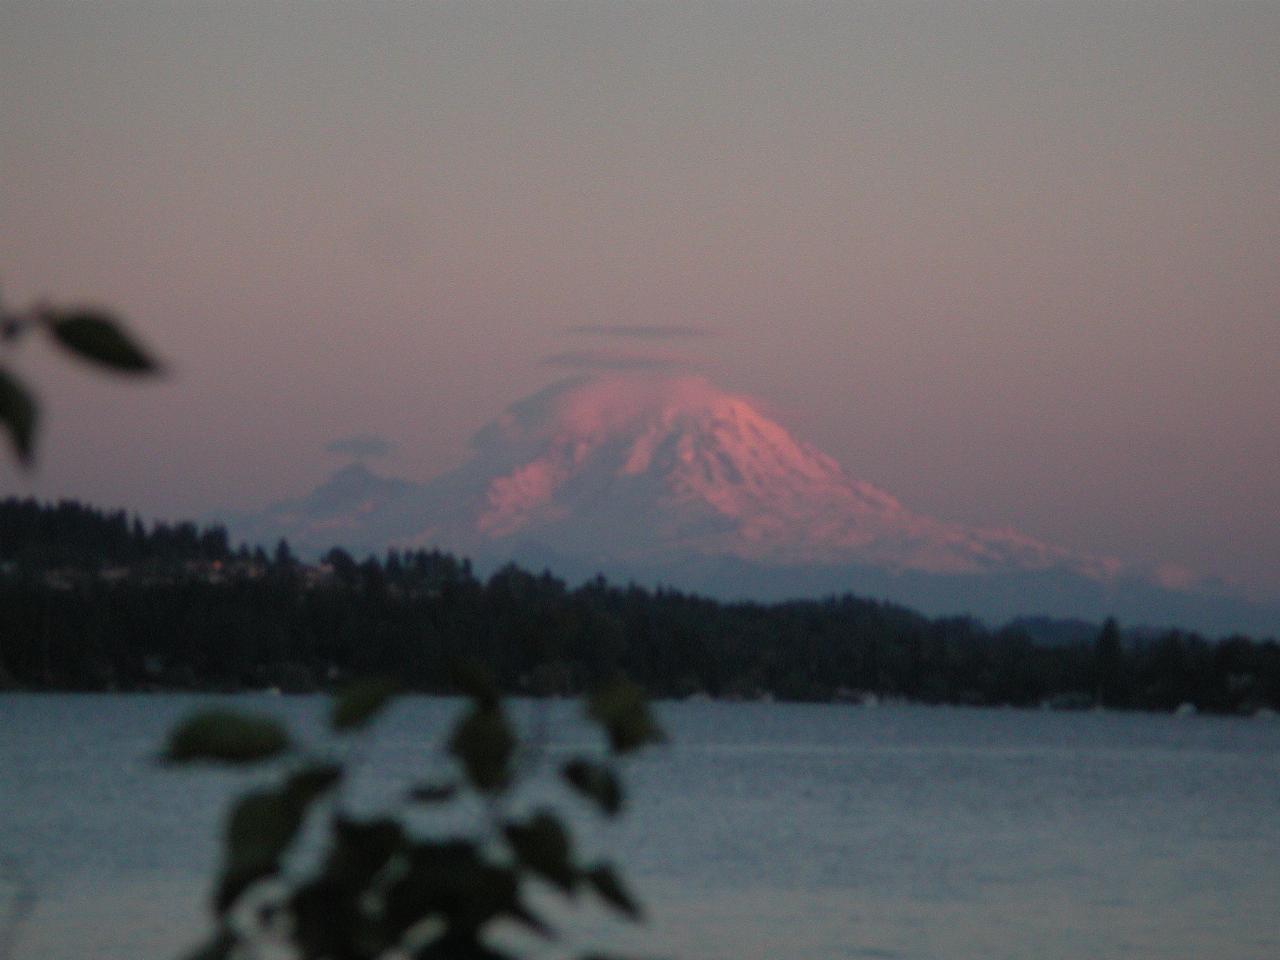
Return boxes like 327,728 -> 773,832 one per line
542,350 -> 687,372
325,433 -> 398,459
566,324 -> 713,340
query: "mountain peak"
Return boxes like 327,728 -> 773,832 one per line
453,375 -> 1068,576
472,376 -> 843,544
225,375 -> 1280,634
233,376 -> 1090,580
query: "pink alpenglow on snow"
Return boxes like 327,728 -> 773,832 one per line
468,376 -> 1114,579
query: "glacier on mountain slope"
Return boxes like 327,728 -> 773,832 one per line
453,375 -> 1102,577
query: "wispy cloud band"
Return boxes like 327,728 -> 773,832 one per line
566,324 -> 712,340
326,434 -> 398,459
542,349 -> 688,371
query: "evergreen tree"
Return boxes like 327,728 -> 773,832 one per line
1095,617 -> 1124,708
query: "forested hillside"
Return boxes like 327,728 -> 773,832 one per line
2,498 -> 1278,713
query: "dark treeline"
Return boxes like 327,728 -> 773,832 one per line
2,498 -> 1279,713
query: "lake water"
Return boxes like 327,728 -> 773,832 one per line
1,694 -> 1278,960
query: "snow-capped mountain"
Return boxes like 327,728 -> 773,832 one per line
434,375 -> 1108,578
226,375 -> 1277,635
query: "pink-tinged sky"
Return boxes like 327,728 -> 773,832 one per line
1,2 -> 1278,597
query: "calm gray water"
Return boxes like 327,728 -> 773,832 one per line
1,694 -> 1278,960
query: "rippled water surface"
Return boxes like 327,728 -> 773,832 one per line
1,694 -> 1278,959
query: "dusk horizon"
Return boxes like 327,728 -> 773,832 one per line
6,6 -> 1280,957
4,2 -> 1277,616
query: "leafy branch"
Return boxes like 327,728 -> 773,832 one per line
0,286 -> 161,960
0,290 -> 161,463
165,669 -> 666,960
0,285 -> 671,960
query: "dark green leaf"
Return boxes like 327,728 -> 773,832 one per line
508,899 -> 555,939
181,929 -> 236,960
504,811 -> 576,893
562,758 -> 623,816
218,788 -> 302,913
1,315 -> 29,342
214,765 -> 340,910
586,681 -> 666,754
448,658 -> 500,708
163,710 -> 290,764
387,840 -> 526,939
326,816 -> 406,889
284,763 -> 343,807
585,863 -> 642,921
289,876 -> 360,959
331,677 -> 398,731
408,782 -> 458,803
0,366 -> 37,464
45,309 -> 160,373
448,704 -> 514,792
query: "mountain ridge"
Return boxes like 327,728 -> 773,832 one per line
225,375 -> 1277,636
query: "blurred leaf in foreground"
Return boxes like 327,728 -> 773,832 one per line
45,309 -> 160,373
587,680 -> 666,754
505,812 -> 576,893
0,367 -> 37,463
163,710 -> 290,764
562,759 -> 623,816
585,863 -> 642,920
449,703 -> 515,792
331,677 -> 399,731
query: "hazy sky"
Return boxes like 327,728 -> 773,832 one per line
2,3 -> 1277,596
